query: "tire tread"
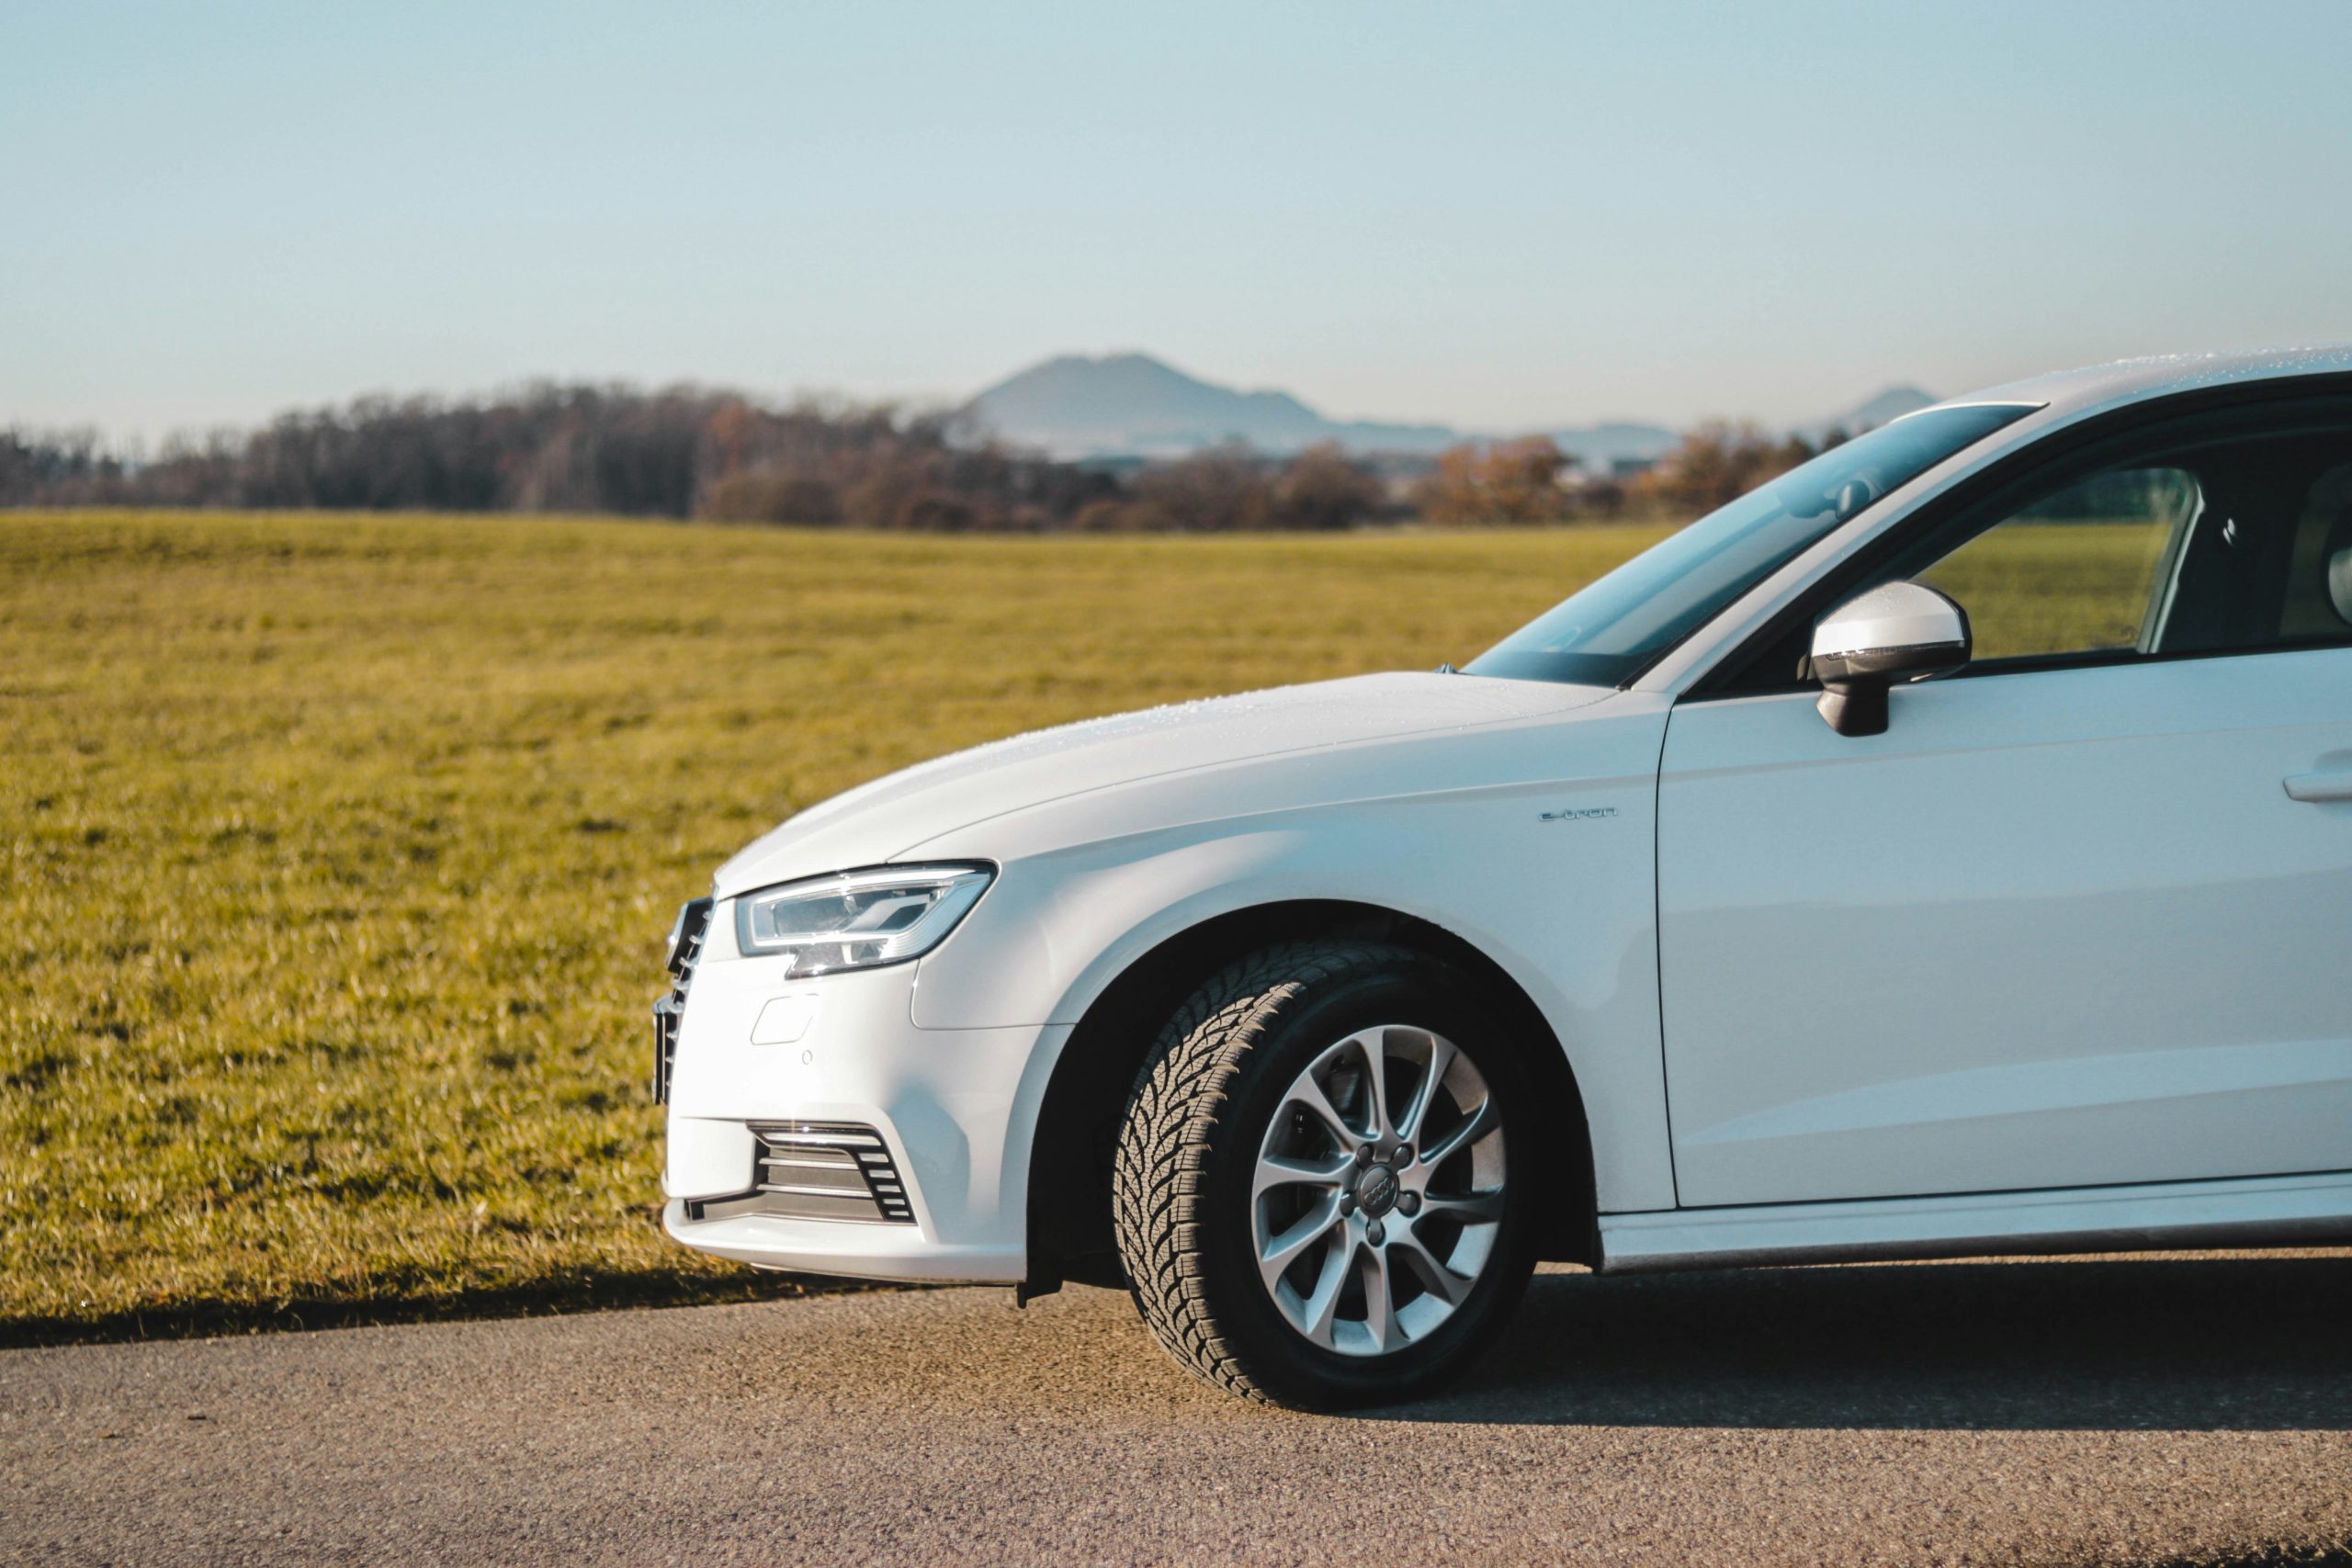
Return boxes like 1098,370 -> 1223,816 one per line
1112,939 -> 1411,1404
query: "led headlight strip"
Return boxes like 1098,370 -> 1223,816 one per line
732,863 -> 993,976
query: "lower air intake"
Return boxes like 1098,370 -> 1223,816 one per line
684,1123 -> 916,1225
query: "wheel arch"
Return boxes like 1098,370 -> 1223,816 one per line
1024,897 -> 1597,1292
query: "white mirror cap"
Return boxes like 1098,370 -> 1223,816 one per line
1812,581 -> 1969,662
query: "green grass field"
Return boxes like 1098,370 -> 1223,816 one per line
0,509 -> 2165,1344
0,510 -> 1678,1343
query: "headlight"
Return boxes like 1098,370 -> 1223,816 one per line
731,863 -> 993,976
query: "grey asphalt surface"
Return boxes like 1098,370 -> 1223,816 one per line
5,1254 -> 2351,1567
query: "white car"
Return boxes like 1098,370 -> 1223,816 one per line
657,345 -> 2352,1407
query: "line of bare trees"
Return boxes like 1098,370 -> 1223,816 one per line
1409,424 -> 1839,524
3,385 -> 1841,529
1,386 -> 1107,525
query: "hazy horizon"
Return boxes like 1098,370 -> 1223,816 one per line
6,345 -> 1940,457
7,1 -> 2351,444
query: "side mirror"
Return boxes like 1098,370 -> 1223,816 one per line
1810,581 -> 1971,737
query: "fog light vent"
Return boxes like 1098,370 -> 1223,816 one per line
684,1122 -> 915,1225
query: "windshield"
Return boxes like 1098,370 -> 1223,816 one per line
1464,402 -> 2037,685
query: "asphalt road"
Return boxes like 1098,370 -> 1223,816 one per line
6,1253 -> 2351,1566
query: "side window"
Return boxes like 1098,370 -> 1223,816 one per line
1915,468 -> 2194,662
1708,403 -> 2352,694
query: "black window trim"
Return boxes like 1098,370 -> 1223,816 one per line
1683,371 -> 2352,701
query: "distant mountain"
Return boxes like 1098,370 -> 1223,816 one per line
964,350 -> 1928,466
1835,384 -> 1938,432
1544,421 -> 1680,470
1781,385 -> 1938,448
963,353 -> 1458,458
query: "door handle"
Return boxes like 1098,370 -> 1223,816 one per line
2283,772 -> 2352,803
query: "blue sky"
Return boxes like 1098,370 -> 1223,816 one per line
6,1 -> 2350,441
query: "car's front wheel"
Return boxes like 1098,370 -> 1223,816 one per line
1113,940 -> 1535,1408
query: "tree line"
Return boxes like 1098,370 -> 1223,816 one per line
3,384 -> 1839,529
1410,423 -> 1841,524
2,387 -> 1110,527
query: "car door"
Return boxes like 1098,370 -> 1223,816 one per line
1655,410 -> 2352,1208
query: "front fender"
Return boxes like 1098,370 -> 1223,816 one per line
906,704 -> 1679,1213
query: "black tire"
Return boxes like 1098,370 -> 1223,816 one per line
1112,939 -> 1539,1408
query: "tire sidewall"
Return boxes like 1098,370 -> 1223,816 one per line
1198,956 -> 1537,1406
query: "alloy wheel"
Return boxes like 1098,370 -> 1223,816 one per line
1250,1024 -> 1507,1358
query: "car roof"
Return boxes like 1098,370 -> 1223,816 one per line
1928,343 -> 2352,423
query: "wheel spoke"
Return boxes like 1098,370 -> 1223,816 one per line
1351,1030 -> 1398,1141
1295,1240 -> 1352,1347
1395,1031 -> 1458,1144
1283,1068 -> 1363,1146
1252,1148 -> 1352,1198
1257,1199 -> 1344,1292
1418,1093 -> 1498,1168
1392,1229 -> 1476,1305
1360,1244 -> 1399,1352
1416,1187 -> 1505,1224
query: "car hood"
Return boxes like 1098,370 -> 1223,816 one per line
712,671 -> 1611,897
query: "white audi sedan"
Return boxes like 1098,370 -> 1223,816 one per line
656,346 -> 2352,1407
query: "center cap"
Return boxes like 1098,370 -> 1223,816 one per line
1353,1163 -> 1400,1219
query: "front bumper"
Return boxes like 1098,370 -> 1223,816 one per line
660,1199 -> 1035,1283
661,919 -> 1065,1286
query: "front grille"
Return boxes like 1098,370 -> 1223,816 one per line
684,1122 -> 917,1225
650,896 -> 714,1104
